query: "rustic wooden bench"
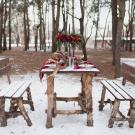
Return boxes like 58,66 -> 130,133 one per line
0,57 -> 34,127
98,79 -> 135,128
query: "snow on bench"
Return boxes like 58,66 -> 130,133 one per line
99,79 -> 135,128
0,81 -> 34,127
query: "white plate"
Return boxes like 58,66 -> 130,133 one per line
79,64 -> 94,68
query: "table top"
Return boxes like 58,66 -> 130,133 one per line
41,64 -> 100,74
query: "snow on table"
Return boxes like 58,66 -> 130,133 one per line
41,64 -> 100,73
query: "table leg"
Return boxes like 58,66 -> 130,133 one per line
82,73 -> 93,126
80,74 -> 86,111
46,75 -> 54,128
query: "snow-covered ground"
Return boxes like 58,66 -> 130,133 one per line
0,73 -> 135,135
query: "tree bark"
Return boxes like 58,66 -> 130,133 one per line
111,0 -> 117,65
24,0 -> 28,51
94,0 -> 100,49
0,0 -> 4,53
129,0 -> 135,52
72,0 -> 75,34
102,8 -> 110,48
3,0 -> 7,51
79,0 -> 87,60
9,0 -> 12,50
43,1 -> 47,52
52,0 -> 60,52
114,0 -> 125,78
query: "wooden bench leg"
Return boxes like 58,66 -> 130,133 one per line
127,101 -> 132,116
122,77 -> 126,85
0,97 -> 7,127
99,86 -> 106,111
128,101 -> 135,128
108,99 -> 120,128
83,73 -> 93,126
26,87 -> 35,111
17,98 -> 32,126
10,99 -> 18,118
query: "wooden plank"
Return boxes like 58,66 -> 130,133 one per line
56,110 -> 83,115
107,80 -> 131,100
12,81 -> 31,98
4,81 -> 26,98
101,80 -> 124,100
56,97 -> 79,102
0,81 -> 18,96
122,63 -> 135,75
113,80 -> 135,100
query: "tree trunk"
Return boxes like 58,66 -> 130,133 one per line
79,0 -> 87,60
61,0 -> 68,52
52,0 -> 60,52
0,0 -> 4,53
114,0 -> 125,78
3,0 -> 7,51
65,0 -> 69,52
129,1 -> 134,52
26,9 -> 30,50
24,0 -> 28,51
111,0 -> 118,65
72,0 -> 75,34
102,8 -> 110,48
39,4 -> 43,50
9,0 -> 12,50
43,2 -> 47,52
94,0 -> 100,49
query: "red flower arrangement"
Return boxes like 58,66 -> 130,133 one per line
56,33 -> 82,47
56,33 -> 82,57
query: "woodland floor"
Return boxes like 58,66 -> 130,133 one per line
0,47 -> 135,78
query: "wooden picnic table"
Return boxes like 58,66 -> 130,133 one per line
41,64 -> 100,128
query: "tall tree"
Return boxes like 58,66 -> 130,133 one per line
42,0 -> 47,52
23,0 -> 29,51
114,0 -> 125,78
128,0 -> 135,52
9,0 -> 12,50
0,0 -> 4,53
111,0 -> 117,65
79,0 -> 87,60
51,0 -> 60,52
72,0 -> 75,34
3,0 -> 8,51
94,0 -> 100,49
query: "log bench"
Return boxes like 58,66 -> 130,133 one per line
0,57 -> 34,127
0,81 -> 34,127
98,80 -> 135,128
